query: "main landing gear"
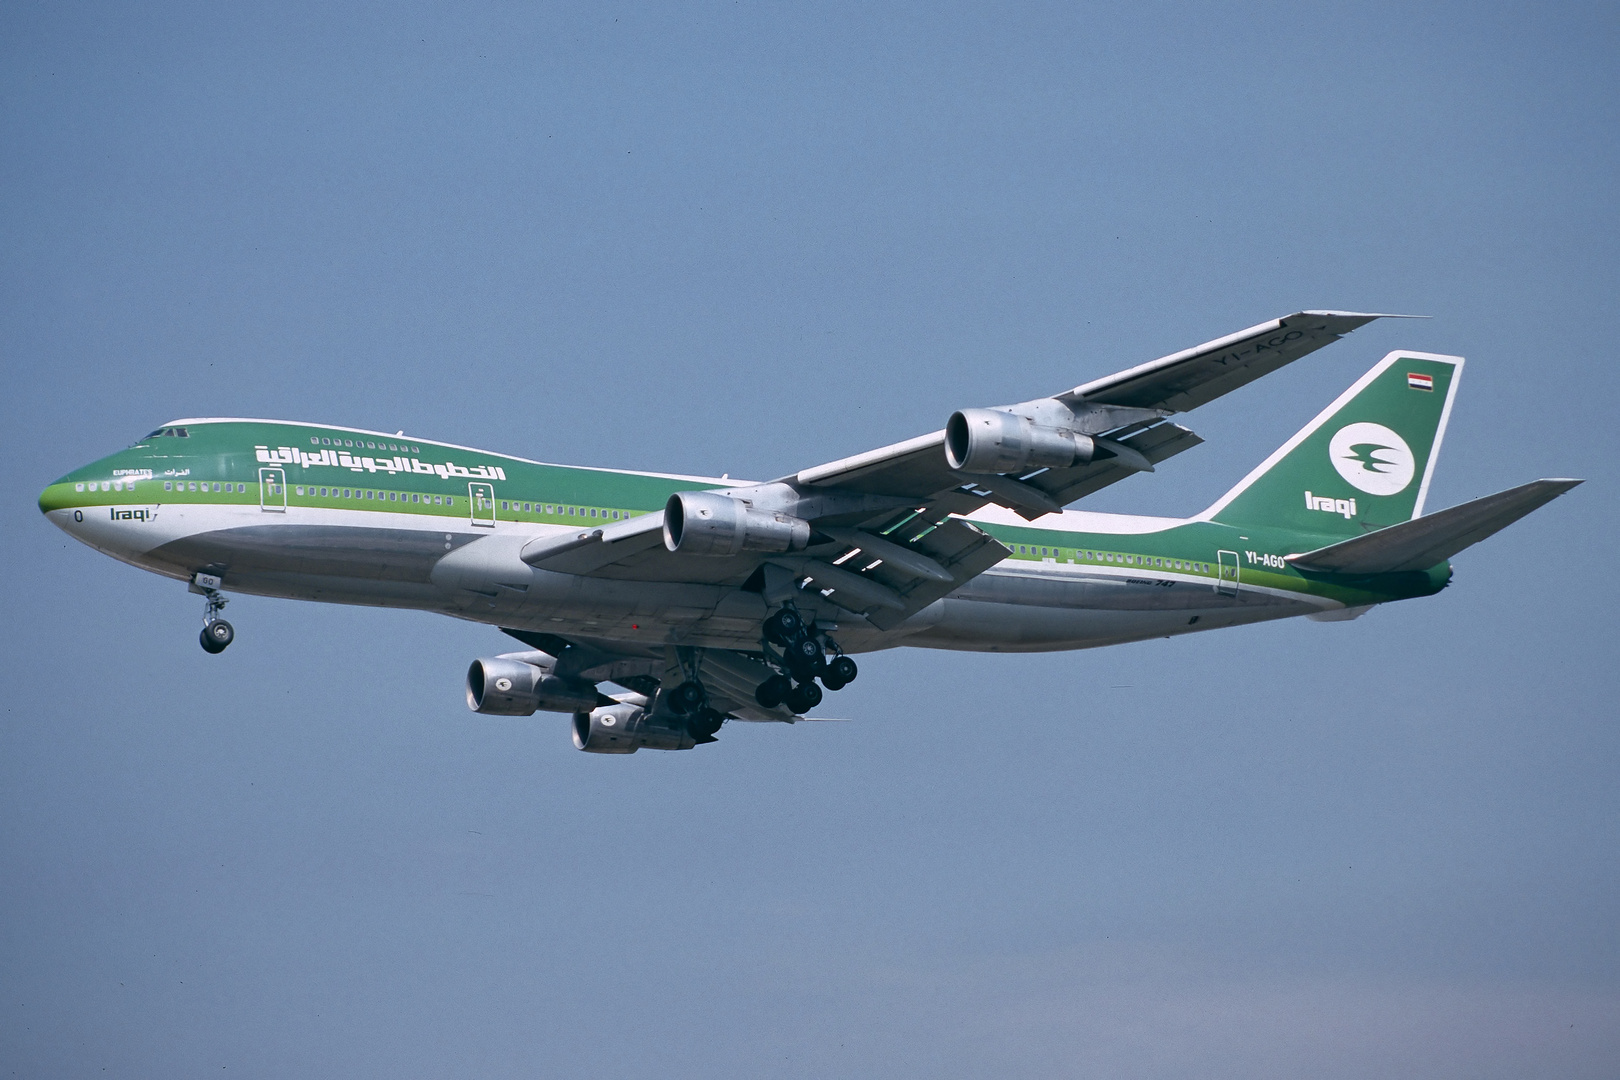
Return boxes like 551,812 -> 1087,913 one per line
754,605 -> 858,713
192,573 -> 235,654
661,678 -> 725,744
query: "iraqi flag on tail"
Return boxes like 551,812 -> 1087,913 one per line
1407,372 -> 1434,391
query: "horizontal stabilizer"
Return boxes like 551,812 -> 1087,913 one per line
1288,478 -> 1582,575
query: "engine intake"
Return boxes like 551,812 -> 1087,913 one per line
663,491 -> 810,557
573,704 -> 696,753
466,656 -> 601,715
945,407 -> 1095,475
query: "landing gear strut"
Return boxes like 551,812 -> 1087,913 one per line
192,573 -> 234,654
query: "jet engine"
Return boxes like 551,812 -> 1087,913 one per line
945,406 -> 1095,475
663,490 -> 810,556
465,655 -> 601,716
572,704 -> 697,754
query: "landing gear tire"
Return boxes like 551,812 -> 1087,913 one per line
763,608 -> 804,646
687,708 -> 724,743
200,620 -> 234,654
754,673 -> 792,710
668,680 -> 707,716
821,675 -> 846,692
784,635 -> 823,679
826,655 -> 858,686
785,680 -> 822,714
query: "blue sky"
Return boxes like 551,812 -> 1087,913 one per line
3,3 -> 1617,1076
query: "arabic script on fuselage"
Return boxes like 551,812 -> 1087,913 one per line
255,446 -> 508,482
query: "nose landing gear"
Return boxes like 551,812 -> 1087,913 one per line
191,573 -> 235,654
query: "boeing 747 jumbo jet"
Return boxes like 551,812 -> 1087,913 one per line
40,312 -> 1580,753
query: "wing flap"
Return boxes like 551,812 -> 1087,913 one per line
521,511 -> 667,574
788,515 -> 1008,631
1010,421 -> 1205,517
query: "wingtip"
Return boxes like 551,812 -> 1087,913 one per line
1301,310 -> 1432,320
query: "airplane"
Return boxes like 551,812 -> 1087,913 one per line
38,311 -> 1581,753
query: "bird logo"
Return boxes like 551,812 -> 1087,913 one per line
1328,422 -> 1415,496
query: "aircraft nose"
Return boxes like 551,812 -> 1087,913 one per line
39,471 -> 81,516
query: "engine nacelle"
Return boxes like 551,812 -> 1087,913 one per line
572,704 -> 696,754
663,491 -> 810,557
945,407 -> 1095,475
465,656 -> 601,715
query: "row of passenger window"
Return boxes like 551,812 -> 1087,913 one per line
76,480 -> 148,492
1013,543 -> 1211,574
162,481 -> 245,493
308,436 -> 422,452
499,500 -> 633,521
296,486 -> 457,506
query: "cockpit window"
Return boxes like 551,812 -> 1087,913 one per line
143,427 -> 190,439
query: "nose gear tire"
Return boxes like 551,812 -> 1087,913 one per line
200,620 -> 234,654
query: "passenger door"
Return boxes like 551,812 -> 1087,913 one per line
259,468 -> 286,512
468,482 -> 496,526
1215,549 -> 1239,596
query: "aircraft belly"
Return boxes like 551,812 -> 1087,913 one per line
901,567 -> 1315,652
61,508 -> 1320,658
143,523 -> 464,583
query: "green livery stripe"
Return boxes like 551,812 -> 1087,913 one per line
41,416 -> 1453,611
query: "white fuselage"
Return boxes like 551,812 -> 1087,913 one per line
46,496 -> 1319,659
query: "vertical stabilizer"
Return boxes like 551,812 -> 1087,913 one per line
1198,351 -> 1463,537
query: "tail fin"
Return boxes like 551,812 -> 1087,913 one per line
1198,350 -> 1463,536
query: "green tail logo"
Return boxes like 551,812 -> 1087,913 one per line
1199,351 -> 1463,538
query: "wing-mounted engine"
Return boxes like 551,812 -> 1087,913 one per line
465,651 -> 604,715
572,702 -> 697,754
939,395 -> 1189,518
945,403 -> 1099,475
663,490 -> 810,556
